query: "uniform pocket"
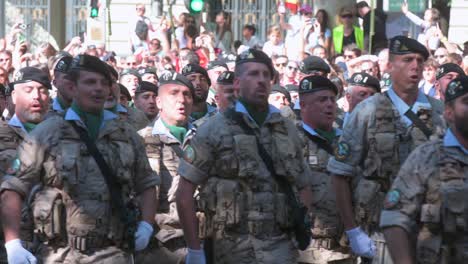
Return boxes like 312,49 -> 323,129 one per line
213,179 -> 244,227
32,187 -> 66,241
233,135 -> 259,178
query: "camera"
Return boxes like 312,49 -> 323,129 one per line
19,24 -> 29,30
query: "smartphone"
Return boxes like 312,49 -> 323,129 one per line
19,23 -> 30,30
311,18 -> 317,24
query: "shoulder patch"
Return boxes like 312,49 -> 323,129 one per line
183,145 -> 196,164
384,189 -> 401,209
334,142 -> 350,161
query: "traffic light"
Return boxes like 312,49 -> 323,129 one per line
185,0 -> 204,14
90,0 -> 99,18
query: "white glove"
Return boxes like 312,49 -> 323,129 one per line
5,239 -> 37,264
134,221 -> 154,251
346,227 -> 376,258
186,248 -> 206,264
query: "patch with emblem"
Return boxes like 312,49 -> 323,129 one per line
447,81 -> 461,96
183,145 -> 196,163
353,74 -> 363,83
384,189 -> 401,209
334,142 -> 350,161
13,71 -> 24,82
308,155 -> 318,165
7,158 -> 20,174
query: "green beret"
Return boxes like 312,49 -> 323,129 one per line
299,75 -> 337,95
54,55 -> 72,73
182,63 -> 211,86
348,73 -> 381,93
137,67 -> 158,79
159,71 -> 194,94
436,63 -> 465,80
207,60 -> 228,71
299,56 -> 330,75
389,35 -> 429,60
235,49 -> 274,78
446,76 -> 468,102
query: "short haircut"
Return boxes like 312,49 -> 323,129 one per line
267,25 -> 282,38
424,58 -> 439,69
356,1 -> 369,9
243,24 -> 256,35
343,44 -> 362,57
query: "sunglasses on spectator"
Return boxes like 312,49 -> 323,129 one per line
434,55 -> 446,58
288,66 -> 298,71
127,62 -> 137,66
136,7 -> 144,10
341,14 -> 353,19
344,55 -> 355,59
275,63 -> 287,67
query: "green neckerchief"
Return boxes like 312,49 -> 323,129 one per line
190,111 -> 207,121
161,118 -> 187,143
128,101 -> 135,108
209,87 -> 217,95
71,102 -> 103,141
57,97 -> 68,111
238,97 -> 268,126
23,122 -> 38,133
315,128 -> 336,143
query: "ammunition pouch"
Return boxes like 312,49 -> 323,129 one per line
32,187 -> 66,242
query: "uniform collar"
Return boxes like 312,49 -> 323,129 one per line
235,100 -> 280,124
64,107 -> 118,128
151,117 -> 193,143
386,86 -> 432,126
8,114 -> 26,133
444,128 -> 468,155
52,97 -> 65,113
302,121 -> 342,138
116,104 -> 128,113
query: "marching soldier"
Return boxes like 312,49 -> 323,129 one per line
327,36 -> 446,263
49,53 -> 73,115
381,76 -> 468,263
136,72 -> 194,264
176,49 -> 313,263
0,67 -> 51,263
134,81 -> 159,122
213,71 -> 236,112
434,63 -> 465,101
0,55 -> 159,263
297,75 -> 354,264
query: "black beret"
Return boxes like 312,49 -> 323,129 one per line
271,84 -> 291,103
299,75 -> 337,95
119,83 -> 132,101
120,68 -> 140,78
389,35 -> 429,60
70,55 -> 112,82
181,63 -> 211,86
235,49 -> 274,78
207,60 -> 228,71
135,81 -> 158,95
107,64 -> 118,80
137,67 -> 158,79
436,63 -> 465,80
54,55 -> 72,73
285,84 -> 299,93
299,56 -> 331,75
348,72 -> 381,93
445,76 -> 468,102
11,67 -> 51,90
159,71 -> 195,94
217,71 -> 234,85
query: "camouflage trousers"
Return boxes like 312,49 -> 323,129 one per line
40,245 -> 131,264
135,237 -> 187,264
298,239 -> 355,264
211,232 -> 298,264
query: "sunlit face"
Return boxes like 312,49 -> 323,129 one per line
157,84 -> 193,126
12,81 -> 50,123
72,71 -> 110,114
388,53 -> 425,93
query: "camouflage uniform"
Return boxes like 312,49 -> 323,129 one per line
118,104 -> 150,130
0,108 -> 160,263
136,118 -> 190,264
298,123 -> 354,264
327,88 -> 445,264
380,128 -> 468,263
0,116 -> 27,263
178,101 -> 311,264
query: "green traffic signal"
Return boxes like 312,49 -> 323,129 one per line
190,0 -> 204,12
90,7 -> 99,18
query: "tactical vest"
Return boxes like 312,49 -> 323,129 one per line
301,127 -> 344,247
355,94 -> 437,227
417,143 -> 468,264
31,119 -> 135,248
198,114 -> 301,239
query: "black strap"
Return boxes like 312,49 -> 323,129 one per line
227,110 -> 300,205
68,121 -> 126,217
383,91 -> 432,139
169,144 -> 184,158
302,128 -> 334,155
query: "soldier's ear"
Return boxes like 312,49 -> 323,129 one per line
11,89 -> 17,105
155,95 -> 162,110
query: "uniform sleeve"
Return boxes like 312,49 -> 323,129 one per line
178,124 -> 215,186
327,101 -> 374,177
379,143 -> 436,234
0,132 -> 46,198
130,130 -> 160,194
